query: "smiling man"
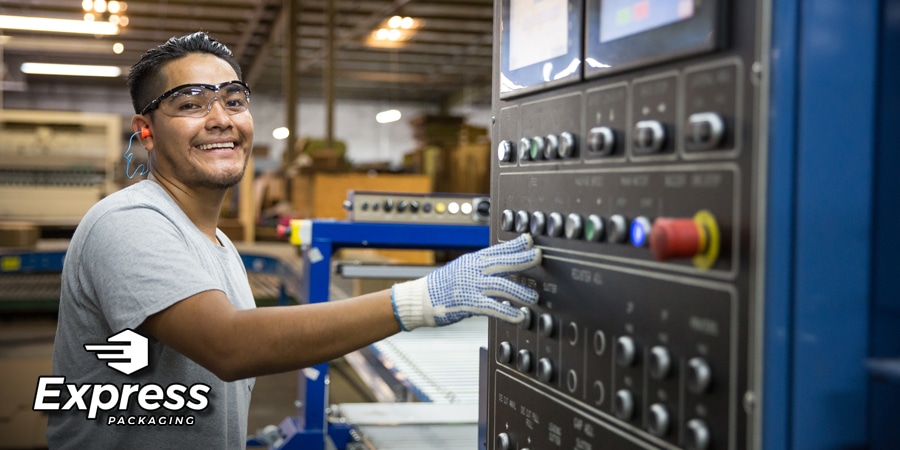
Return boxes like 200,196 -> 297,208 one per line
46,32 -> 542,449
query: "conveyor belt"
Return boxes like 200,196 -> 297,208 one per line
335,403 -> 478,450
366,316 -> 487,404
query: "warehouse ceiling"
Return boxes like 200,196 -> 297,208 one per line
0,0 -> 495,108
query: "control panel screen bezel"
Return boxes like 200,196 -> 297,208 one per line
584,0 -> 723,79
499,0 -> 584,99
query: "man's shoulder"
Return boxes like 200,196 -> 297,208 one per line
82,181 -> 171,220
74,181 -> 181,239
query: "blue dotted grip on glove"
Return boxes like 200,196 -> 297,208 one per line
391,234 -> 542,331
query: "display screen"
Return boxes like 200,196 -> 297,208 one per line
600,0 -> 696,42
509,0 -> 569,70
500,0 -> 582,98
584,0 -> 719,78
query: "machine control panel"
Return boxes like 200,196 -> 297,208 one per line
487,0 -> 761,448
344,191 -> 490,226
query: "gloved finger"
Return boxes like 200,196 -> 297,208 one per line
482,277 -> 539,305
482,247 -> 542,276
478,234 -> 534,258
442,297 -> 526,323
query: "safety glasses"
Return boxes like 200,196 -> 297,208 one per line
140,80 -> 251,117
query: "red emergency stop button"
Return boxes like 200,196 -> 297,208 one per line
649,218 -> 705,261
648,211 -> 720,269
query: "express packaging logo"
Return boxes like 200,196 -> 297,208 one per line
33,329 -> 211,426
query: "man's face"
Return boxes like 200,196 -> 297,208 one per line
145,53 -> 254,190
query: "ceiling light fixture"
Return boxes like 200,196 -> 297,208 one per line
83,0 -> 129,30
272,127 -> 290,140
375,109 -> 402,124
0,15 -> 119,35
21,62 -> 122,77
367,15 -> 420,48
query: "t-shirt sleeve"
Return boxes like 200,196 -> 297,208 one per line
80,206 -> 222,331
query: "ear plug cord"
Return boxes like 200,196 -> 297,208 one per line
124,131 -> 149,179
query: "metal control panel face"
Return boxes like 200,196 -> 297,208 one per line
487,0 -> 762,449
345,191 -> 490,225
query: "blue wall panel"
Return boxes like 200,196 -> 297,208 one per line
791,0 -> 878,448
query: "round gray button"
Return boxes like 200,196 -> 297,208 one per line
497,140 -> 514,162
500,209 -> 515,232
497,432 -> 511,450
615,336 -> 637,366
538,314 -> 554,338
613,389 -> 634,420
544,134 -> 559,159
498,341 -> 514,364
686,419 -> 711,450
516,349 -> 532,373
530,136 -> 546,160
649,345 -> 672,379
607,214 -> 629,243
530,211 -> 547,235
537,358 -> 554,383
515,210 -> 530,233
519,137 -> 532,161
559,131 -> 577,159
520,307 -> 533,330
687,357 -> 712,393
647,403 -> 670,436
565,213 -> 584,240
547,212 -> 565,237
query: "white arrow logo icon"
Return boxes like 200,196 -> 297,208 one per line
84,329 -> 149,375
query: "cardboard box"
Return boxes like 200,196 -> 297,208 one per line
0,358 -> 51,449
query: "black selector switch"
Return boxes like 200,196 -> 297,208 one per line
634,120 -> 666,154
686,112 -> 725,151
588,126 -> 616,155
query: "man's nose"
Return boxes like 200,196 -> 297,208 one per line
205,96 -> 229,116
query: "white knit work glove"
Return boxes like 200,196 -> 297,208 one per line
391,234 -> 542,331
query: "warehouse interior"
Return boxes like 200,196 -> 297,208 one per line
1,0 -> 900,449
2,1 -> 496,449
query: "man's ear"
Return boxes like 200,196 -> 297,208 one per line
131,115 -> 153,150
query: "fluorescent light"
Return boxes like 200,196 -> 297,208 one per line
375,109 -> 401,124
0,15 -> 119,35
272,127 -> 290,140
21,62 -> 122,77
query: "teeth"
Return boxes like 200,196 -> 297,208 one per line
198,142 -> 235,150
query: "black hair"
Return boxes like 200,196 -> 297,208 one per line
126,31 -> 243,114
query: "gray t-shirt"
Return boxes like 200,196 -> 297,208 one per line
46,180 -> 256,449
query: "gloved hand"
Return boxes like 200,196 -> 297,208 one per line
391,234 -> 542,331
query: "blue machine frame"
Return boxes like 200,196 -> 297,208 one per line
764,0 -> 899,448
276,220 -> 489,450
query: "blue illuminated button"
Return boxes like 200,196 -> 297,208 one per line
630,216 -> 652,247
